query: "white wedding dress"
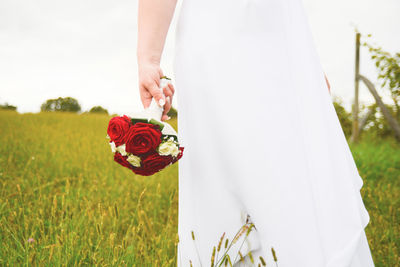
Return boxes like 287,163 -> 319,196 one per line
172,0 -> 375,266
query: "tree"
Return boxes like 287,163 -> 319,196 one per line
363,36 -> 400,116
0,103 -> 17,111
89,106 -> 108,114
356,35 -> 400,141
41,97 -> 81,112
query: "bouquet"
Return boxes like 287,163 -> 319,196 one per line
107,76 -> 184,176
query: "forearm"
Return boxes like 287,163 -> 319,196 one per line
137,0 -> 178,65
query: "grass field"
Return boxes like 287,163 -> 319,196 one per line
0,110 -> 399,266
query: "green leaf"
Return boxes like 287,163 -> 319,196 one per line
162,134 -> 178,142
160,75 -> 171,80
131,118 -> 148,125
149,118 -> 165,131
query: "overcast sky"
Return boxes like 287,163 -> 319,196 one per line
0,0 -> 399,114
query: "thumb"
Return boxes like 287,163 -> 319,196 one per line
148,83 -> 166,107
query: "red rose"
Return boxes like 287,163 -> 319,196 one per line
114,152 -> 133,169
132,152 -> 173,176
171,146 -> 184,164
125,122 -> 162,155
107,115 -> 131,146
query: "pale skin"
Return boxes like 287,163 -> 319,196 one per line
137,0 -> 331,122
137,0 -> 178,122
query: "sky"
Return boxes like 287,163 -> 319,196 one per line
0,0 -> 399,114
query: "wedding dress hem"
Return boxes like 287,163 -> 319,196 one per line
326,174 -> 372,267
231,173 -> 371,267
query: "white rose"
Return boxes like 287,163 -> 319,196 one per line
116,144 -> 127,156
109,141 -> 116,153
158,140 -> 179,157
127,154 -> 141,167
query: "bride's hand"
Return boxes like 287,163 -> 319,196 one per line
138,62 -> 175,121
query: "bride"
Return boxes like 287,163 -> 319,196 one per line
136,0 -> 375,266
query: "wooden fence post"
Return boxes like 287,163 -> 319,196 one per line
351,32 -> 361,143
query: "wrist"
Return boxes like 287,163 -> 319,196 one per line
137,53 -> 161,66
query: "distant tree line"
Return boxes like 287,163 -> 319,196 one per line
88,106 -> 108,114
41,97 -> 82,113
38,96 -> 178,118
4,92 -> 396,141
40,97 -> 110,114
0,103 -> 17,111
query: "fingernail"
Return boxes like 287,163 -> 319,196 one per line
166,116 -> 171,120
158,98 -> 165,106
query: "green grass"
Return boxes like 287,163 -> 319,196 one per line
0,110 -> 399,266
0,111 -> 179,266
349,135 -> 400,266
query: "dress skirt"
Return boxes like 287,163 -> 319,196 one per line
172,0 -> 375,266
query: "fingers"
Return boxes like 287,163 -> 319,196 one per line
160,83 -> 175,121
139,75 -> 176,121
167,82 -> 175,94
160,96 -> 171,121
163,83 -> 174,105
161,114 -> 170,121
146,82 -> 166,108
140,85 -> 152,109
138,63 -> 165,108
167,83 -> 175,103
147,81 -> 175,109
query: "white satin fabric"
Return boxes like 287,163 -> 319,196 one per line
172,0 -> 375,266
